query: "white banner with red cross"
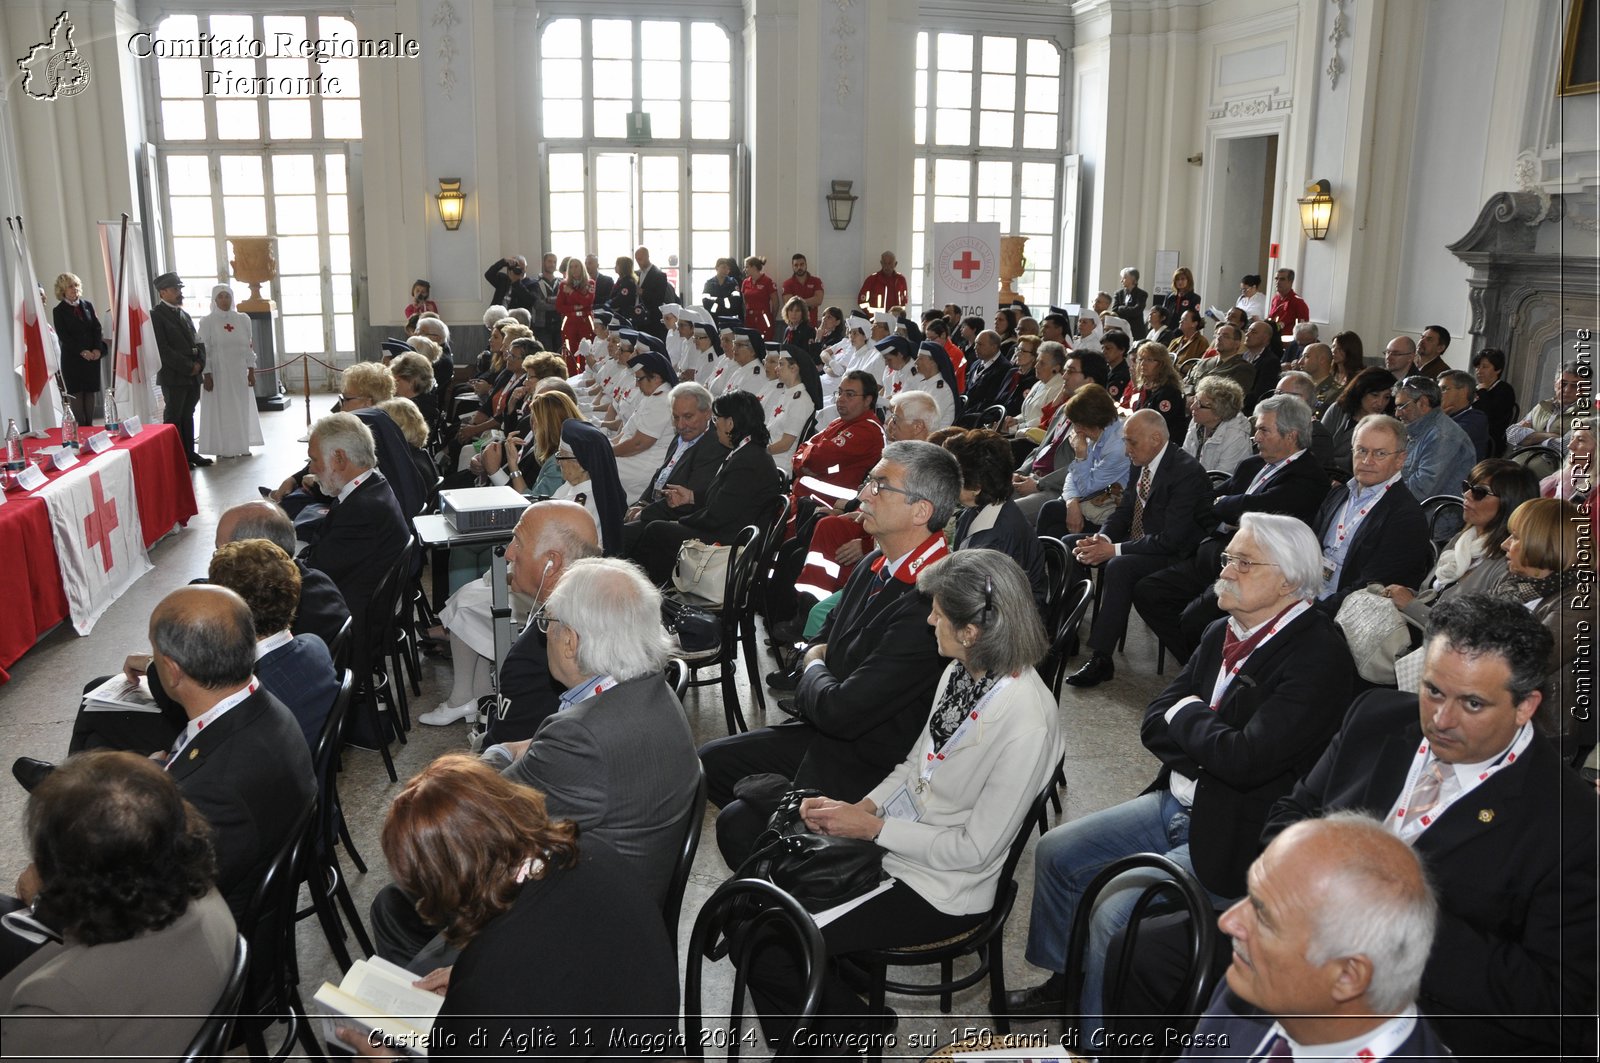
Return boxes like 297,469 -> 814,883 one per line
931,222 -> 1001,319
38,449 -> 152,635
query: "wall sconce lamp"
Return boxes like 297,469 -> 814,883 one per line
436,178 -> 466,231
826,180 -> 858,231
1297,179 -> 1333,241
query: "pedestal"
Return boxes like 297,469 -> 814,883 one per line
250,311 -> 290,411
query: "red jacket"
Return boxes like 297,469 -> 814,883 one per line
556,282 -> 595,351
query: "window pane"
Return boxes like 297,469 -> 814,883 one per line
210,56 -> 255,96
169,197 -> 214,236
592,59 -> 633,97
279,275 -> 323,313
643,192 -> 678,220
1019,198 -> 1053,232
263,15 -> 306,47
1028,38 -> 1061,77
269,100 -> 312,138
934,108 -> 970,146
543,59 -> 582,97
549,192 -> 585,228
935,70 -> 970,108
914,108 -> 926,146
220,157 -> 263,195
543,18 -> 581,56
691,61 -> 730,101
1023,112 -> 1058,150
976,197 -> 1008,224
596,191 -> 632,223
326,195 -> 349,235
691,154 -> 729,191
692,100 -> 730,139
691,22 -> 730,62
917,31 -> 929,68
977,161 -> 1012,197
329,275 -> 352,316
334,314 -> 354,351
937,33 -> 972,70
550,154 -> 585,192
914,70 -> 928,108
595,155 -> 633,190
982,36 -> 1017,74
276,236 -> 321,274
642,22 -> 681,60
1025,76 -> 1059,112
323,100 -> 361,139
642,61 -> 679,95
275,196 -> 319,234
592,19 -> 632,58
641,155 -> 678,188
692,192 -> 728,230
265,59 -> 311,93
934,158 -> 971,193
224,196 -> 267,234
158,58 -> 202,97
272,155 -> 316,194
215,100 -> 260,139
551,232 -> 585,261
641,231 -> 678,262
544,101 -> 584,139
281,315 -> 323,354
981,73 -> 1015,111
323,59 -> 360,97
172,237 -> 215,278
593,99 -> 629,138
934,196 -> 970,223
1021,163 -> 1055,199
161,101 -> 206,139
979,111 -> 1013,148
644,100 -> 680,139
326,235 -> 350,274
166,156 -> 211,196
326,156 -> 346,194
597,231 -> 631,266
693,232 -> 725,268
1024,235 -> 1053,270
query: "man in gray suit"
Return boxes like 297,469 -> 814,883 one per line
370,556 -> 700,970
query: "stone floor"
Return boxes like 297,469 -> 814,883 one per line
0,404 -> 1175,1060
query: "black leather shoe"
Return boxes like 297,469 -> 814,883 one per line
12,756 -> 56,792
1065,653 -> 1115,688
765,618 -> 803,646
188,455 -> 213,468
766,668 -> 799,693
775,698 -> 799,718
1003,972 -> 1067,1017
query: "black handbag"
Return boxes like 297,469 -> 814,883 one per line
660,596 -> 720,655
735,787 -> 886,913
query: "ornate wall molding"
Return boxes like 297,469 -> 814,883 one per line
1325,0 -> 1348,90
1207,92 -> 1293,121
829,0 -> 856,103
433,1 -> 459,101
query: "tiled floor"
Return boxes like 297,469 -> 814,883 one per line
0,404 -> 1174,1059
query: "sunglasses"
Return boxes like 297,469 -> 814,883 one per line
1461,479 -> 1497,500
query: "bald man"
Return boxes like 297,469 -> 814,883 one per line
215,500 -> 349,653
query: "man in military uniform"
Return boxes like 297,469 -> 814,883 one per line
150,272 -> 209,467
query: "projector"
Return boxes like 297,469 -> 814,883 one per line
439,485 -> 530,533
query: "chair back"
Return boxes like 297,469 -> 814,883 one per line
1063,852 -> 1219,1058
754,494 -> 791,587
1207,469 -> 1232,487
1037,535 -> 1070,631
666,658 -> 691,701
1048,579 -> 1095,698
684,878 -> 826,1060
720,525 -> 765,634
181,933 -> 249,1063
662,762 -> 709,955
310,671 -> 356,857
358,537 -> 413,675
231,797 -> 318,1043
979,403 -> 1008,429
1507,443 -> 1562,481
1421,494 -> 1465,543
327,616 -> 355,675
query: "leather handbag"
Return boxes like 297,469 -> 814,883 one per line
736,787 -> 886,913
672,539 -> 734,604
1334,585 -> 1413,686
660,597 -> 720,655
1079,482 -> 1124,527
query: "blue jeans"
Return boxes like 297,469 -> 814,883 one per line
1024,790 -> 1218,1031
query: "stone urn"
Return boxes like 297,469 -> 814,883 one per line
998,235 -> 1029,307
229,237 -> 277,313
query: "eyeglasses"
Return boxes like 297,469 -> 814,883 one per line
1220,553 -> 1281,573
1192,401 -> 1215,411
861,476 -> 923,503
1394,399 -> 1418,413
338,394 -> 363,405
533,611 -> 560,634
981,575 -> 994,618
1461,479 -> 1497,500
1352,446 -> 1398,461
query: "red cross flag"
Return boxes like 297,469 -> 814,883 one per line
8,220 -> 64,433
39,450 -> 151,634
98,219 -> 162,425
930,222 -> 1001,320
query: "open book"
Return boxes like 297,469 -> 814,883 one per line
313,956 -> 444,1057
81,674 -> 160,713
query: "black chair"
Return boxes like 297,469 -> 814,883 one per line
1048,578 -> 1095,699
666,658 -> 691,702
849,786 -> 1054,1058
1207,469 -> 1231,486
684,878 -> 826,1060
1507,443 -> 1563,481
977,403 -> 1008,430
662,762 -> 709,959
1422,494 -> 1466,543
387,535 -> 422,723
672,525 -> 766,734
327,616 -> 354,675
230,799 -> 326,1063
355,538 -> 414,782
1062,853 -> 1220,1060
180,933 -> 249,1063
1037,534 -> 1071,635
294,670 -> 373,973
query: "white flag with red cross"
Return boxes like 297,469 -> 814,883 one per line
8,220 -> 64,432
97,220 -> 163,424
39,449 -> 152,634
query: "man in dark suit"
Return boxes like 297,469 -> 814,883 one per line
1439,369 -> 1490,460
372,556 -> 699,969
1241,319 -> 1283,414
214,501 -> 351,654
1133,395 -> 1330,663
963,329 -> 1014,414
1265,597 -> 1596,1059
618,382 -> 729,557
1008,513 -> 1354,1021
483,254 -> 536,313
699,440 -> 961,869
586,253 -> 613,308
150,272 -> 209,467
635,246 -> 676,339
1178,815 -> 1454,1061
1111,268 -> 1149,338
1063,409 -> 1212,687
1163,414 -> 1434,654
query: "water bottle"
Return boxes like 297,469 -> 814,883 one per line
4,418 -> 22,469
61,402 -> 79,449
104,390 -> 121,434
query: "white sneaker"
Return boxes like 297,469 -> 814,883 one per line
419,700 -> 479,726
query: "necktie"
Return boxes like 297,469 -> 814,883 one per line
867,565 -> 890,597
1401,760 -> 1448,833
1261,1034 -> 1291,1060
1129,465 -> 1152,539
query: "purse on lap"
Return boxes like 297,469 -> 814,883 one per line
734,786 -> 886,913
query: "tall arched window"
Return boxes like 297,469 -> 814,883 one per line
150,13 -> 361,362
538,16 -> 740,301
911,31 -> 1065,312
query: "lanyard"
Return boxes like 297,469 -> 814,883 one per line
1250,1009 -> 1419,1062
1333,478 -> 1396,548
1208,601 -> 1309,709
916,674 -> 1016,791
1388,724 -> 1532,835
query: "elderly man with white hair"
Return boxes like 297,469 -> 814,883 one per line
1010,512 -> 1356,1025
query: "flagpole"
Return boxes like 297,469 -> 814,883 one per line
106,213 -> 131,429
12,216 -> 69,418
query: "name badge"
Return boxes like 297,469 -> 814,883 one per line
121,416 -> 143,437
16,464 -> 47,491
882,785 -> 921,823
51,448 -> 79,472
1321,552 -> 1336,585
85,431 -> 113,454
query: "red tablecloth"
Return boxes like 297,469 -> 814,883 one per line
0,423 -> 198,682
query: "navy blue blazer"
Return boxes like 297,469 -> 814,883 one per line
1182,984 -> 1455,1060
300,471 -> 409,632
256,634 -> 339,749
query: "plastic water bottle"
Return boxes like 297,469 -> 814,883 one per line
103,390 -> 121,434
61,402 -> 79,449
4,418 -> 22,469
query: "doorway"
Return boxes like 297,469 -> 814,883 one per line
1209,134 -> 1278,303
